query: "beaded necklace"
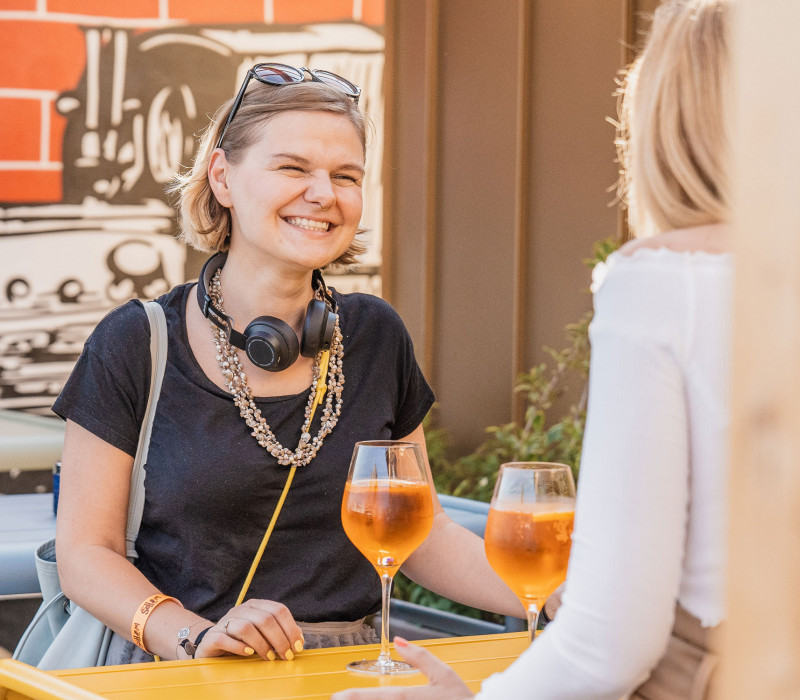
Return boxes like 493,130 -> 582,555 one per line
207,268 -> 344,467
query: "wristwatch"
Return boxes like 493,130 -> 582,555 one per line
178,625 -> 213,658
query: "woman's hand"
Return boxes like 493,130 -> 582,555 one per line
195,599 -> 304,661
543,582 -> 565,622
330,637 -> 474,699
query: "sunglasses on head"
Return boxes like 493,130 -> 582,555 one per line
215,63 -> 362,149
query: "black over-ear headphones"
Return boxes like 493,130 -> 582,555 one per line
197,252 -> 336,372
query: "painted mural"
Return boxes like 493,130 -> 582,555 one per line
0,4 -> 384,415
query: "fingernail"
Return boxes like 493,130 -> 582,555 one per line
244,647 -> 255,655
285,650 -> 294,661
394,636 -> 409,648
294,640 -> 304,652
267,650 -> 276,661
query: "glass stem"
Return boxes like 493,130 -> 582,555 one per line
526,603 -> 540,644
378,572 -> 394,666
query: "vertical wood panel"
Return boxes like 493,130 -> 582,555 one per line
511,0 -> 534,423
432,1 -> 520,450
386,0 -> 627,453
523,1 -> 622,399
723,1 -> 800,696
382,0 -> 428,349
422,0 -> 440,384
381,0 -> 397,302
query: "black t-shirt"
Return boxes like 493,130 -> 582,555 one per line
53,283 -> 435,623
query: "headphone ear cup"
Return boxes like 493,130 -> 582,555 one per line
244,316 -> 299,372
300,300 -> 336,358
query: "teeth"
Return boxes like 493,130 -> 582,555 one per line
286,217 -> 330,232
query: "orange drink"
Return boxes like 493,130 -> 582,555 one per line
341,440 -> 433,674
485,504 -> 574,610
486,462 -> 576,642
342,479 -> 434,575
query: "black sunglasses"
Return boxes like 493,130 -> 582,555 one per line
215,63 -> 361,149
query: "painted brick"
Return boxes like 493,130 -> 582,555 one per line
274,0 -> 353,24
361,0 -> 385,26
49,0 -> 159,18
49,105 -> 67,165
0,169 -> 61,203
168,0 -> 263,23
0,0 -> 37,10
0,97 -> 41,161
0,21 -> 85,91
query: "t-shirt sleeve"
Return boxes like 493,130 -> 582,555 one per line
390,334 -> 435,439
52,300 -> 152,457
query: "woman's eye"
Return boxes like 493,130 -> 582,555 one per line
334,174 -> 360,185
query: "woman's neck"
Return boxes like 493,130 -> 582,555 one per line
216,255 -> 315,334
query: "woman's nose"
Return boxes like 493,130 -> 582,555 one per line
305,174 -> 336,211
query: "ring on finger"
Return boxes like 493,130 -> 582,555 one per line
223,619 -> 235,635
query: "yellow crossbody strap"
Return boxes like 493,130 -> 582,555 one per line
235,349 -> 330,606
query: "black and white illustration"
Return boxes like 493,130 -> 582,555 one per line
0,22 -> 384,414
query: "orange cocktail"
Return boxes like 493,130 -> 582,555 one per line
342,479 -> 433,575
341,441 -> 433,675
485,462 -> 576,642
485,504 -> 574,611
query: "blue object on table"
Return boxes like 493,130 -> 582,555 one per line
52,462 -> 61,515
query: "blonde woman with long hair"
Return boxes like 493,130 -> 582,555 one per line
335,1 -> 733,697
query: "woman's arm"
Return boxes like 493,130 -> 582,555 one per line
56,420 -> 303,661
398,424 -> 524,618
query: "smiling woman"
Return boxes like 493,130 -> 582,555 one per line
47,64 -> 524,670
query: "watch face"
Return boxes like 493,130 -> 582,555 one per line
178,626 -> 191,640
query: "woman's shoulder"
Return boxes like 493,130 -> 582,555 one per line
595,225 -> 733,290
87,284 -> 189,351
618,224 -> 731,257
333,289 -> 404,324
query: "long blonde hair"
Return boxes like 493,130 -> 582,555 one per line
616,0 -> 732,237
169,81 -> 367,266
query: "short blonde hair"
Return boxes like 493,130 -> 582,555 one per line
616,0 -> 732,237
170,81 -> 367,266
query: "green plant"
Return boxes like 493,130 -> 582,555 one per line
394,237 -> 620,619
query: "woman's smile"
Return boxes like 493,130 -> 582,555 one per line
283,216 -> 333,233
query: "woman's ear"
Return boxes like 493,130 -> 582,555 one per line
208,148 -> 233,208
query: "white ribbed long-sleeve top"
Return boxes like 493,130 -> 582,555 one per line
477,247 -> 732,700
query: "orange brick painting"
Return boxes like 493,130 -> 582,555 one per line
0,1 -> 384,413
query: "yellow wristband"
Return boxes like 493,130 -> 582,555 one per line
131,594 -> 182,654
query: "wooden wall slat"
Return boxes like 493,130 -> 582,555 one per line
723,1 -> 800,696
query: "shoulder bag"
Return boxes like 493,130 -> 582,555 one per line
13,300 -> 168,670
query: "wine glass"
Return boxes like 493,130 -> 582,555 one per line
484,462 -> 576,643
341,440 -> 434,675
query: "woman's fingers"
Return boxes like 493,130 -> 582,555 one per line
217,617 -> 276,660
393,638 -> 471,691
202,599 -> 303,661
194,625 -> 256,659
330,638 -> 473,700
543,582 -> 565,621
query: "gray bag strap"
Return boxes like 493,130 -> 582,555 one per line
125,301 -> 168,559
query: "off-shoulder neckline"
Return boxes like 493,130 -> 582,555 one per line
610,246 -> 734,264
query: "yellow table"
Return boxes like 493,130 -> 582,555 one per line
0,633 -> 528,699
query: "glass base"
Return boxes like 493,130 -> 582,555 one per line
347,658 -> 419,675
